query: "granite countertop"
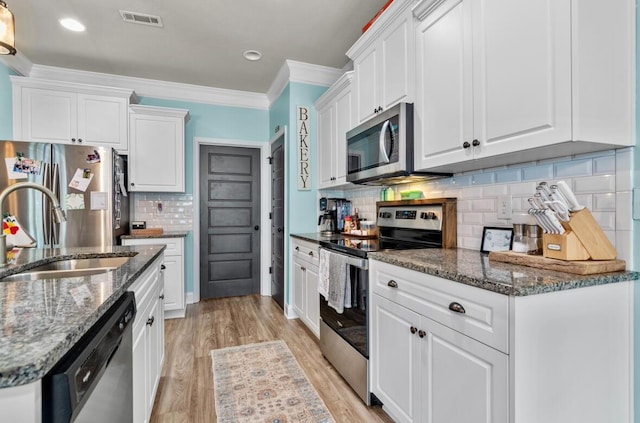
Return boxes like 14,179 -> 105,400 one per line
0,244 -> 166,388
369,248 -> 640,296
121,230 -> 189,239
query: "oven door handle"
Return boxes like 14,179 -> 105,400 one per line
321,248 -> 368,270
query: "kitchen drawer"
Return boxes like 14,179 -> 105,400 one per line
292,239 -> 320,266
129,256 -> 161,314
123,237 -> 183,256
370,259 -> 509,353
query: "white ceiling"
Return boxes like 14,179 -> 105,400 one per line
7,0 -> 389,94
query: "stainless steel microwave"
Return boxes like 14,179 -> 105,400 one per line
346,102 -> 450,185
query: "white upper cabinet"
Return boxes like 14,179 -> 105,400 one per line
128,105 -> 189,193
11,77 -> 135,152
315,72 -> 354,189
348,1 -> 416,124
413,0 -> 635,173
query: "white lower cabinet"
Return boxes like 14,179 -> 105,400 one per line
371,294 -> 508,423
291,238 -> 320,337
123,237 -> 186,319
370,259 -> 633,423
129,256 -> 165,423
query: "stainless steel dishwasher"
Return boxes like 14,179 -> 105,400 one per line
42,291 -> 137,423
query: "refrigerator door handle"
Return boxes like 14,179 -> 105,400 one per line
42,163 -> 51,246
52,164 -> 61,246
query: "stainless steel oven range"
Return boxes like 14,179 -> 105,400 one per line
318,198 -> 457,405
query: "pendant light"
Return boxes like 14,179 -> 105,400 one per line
0,1 -> 15,55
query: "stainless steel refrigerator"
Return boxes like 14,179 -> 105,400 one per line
0,141 -> 129,248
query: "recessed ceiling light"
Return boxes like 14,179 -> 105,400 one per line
243,50 -> 262,61
59,18 -> 86,32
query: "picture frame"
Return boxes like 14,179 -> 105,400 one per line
480,226 -> 514,254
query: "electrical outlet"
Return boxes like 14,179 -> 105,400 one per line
156,202 -> 163,214
497,195 -> 512,219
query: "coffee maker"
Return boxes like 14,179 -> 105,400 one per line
319,197 -> 350,234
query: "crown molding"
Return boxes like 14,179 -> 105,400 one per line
0,51 -> 33,76
314,71 -> 353,109
266,60 -> 343,106
28,64 -> 270,110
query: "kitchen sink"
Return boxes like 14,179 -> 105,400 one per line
1,256 -> 132,281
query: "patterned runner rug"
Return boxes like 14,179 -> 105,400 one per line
211,340 -> 335,423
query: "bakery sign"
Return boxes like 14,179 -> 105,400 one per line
297,105 -> 311,190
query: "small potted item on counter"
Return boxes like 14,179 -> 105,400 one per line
344,216 -> 354,233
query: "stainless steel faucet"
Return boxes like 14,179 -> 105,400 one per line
0,182 -> 66,267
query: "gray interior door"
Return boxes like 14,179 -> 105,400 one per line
271,135 -> 285,309
199,145 -> 261,299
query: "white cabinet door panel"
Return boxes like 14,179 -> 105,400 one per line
292,259 -> 305,318
381,15 -> 414,110
476,0 -> 571,157
371,294 -> 421,423
161,255 -> 183,312
21,88 -> 76,143
355,47 -> 378,123
305,265 -> 320,336
78,94 -> 128,150
317,104 -> 334,187
424,318 -> 508,423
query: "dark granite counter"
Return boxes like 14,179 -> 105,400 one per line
290,232 -> 342,244
0,244 -> 165,388
368,248 -> 640,296
121,230 -> 188,239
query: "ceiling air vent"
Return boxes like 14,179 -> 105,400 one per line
119,10 -> 164,27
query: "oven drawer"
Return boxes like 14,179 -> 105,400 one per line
370,260 -> 509,354
292,238 -> 320,266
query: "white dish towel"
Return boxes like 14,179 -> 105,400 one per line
319,248 -> 350,313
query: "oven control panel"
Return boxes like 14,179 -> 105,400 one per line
377,205 -> 443,230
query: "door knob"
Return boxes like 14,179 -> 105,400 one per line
277,227 -> 283,232
254,225 -> 260,230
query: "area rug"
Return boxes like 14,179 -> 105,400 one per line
211,340 -> 335,423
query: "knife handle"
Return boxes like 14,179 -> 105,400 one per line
556,180 -> 584,211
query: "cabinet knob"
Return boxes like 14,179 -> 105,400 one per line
295,246 -> 300,251
146,316 -> 155,326
410,326 -> 417,334
161,264 -> 166,270
78,138 -> 83,143
472,139 -> 480,147
448,302 -> 466,314
308,251 -> 314,257
159,294 -> 165,300
387,280 -> 398,288
71,138 -> 76,142
418,330 -> 426,338
462,141 -> 471,149
301,266 -> 306,271
130,182 -> 135,187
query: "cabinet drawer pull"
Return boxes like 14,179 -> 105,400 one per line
449,302 -> 466,314
418,330 -> 426,338
387,280 -> 398,288
146,316 -> 155,326
410,326 -> 417,334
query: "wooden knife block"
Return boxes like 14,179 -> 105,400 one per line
542,208 -> 617,261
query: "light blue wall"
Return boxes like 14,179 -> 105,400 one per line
138,97 -> 269,294
0,63 -> 16,139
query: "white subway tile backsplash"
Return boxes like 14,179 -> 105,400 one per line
593,155 -> 616,174
554,159 -> 592,178
593,193 -> 616,211
616,191 -> 632,231
522,164 -> 554,181
471,199 -> 495,211
319,150 -> 632,257
573,175 -> 615,193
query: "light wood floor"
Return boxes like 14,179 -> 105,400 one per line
150,295 -> 394,423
